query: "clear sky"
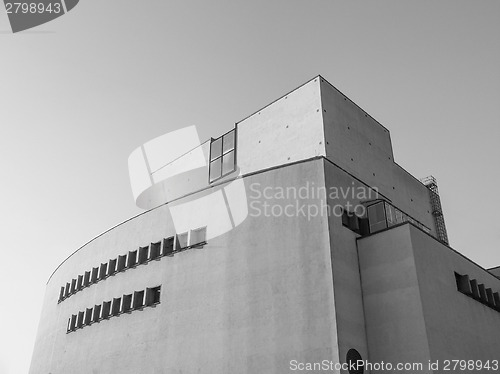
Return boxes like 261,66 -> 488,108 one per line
1,1 -> 499,373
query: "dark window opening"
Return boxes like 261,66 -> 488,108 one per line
146,286 -> 161,306
101,301 -> 111,319
70,314 -> 77,331
138,246 -> 149,264
77,275 -> 83,291
70,279 -> 76,294
150,241 -> 161,260
83,271 -> 90,287
91,267 -> 99,283
93,304 -> 101,323
99,263 -> 108,281
163,237 -> 174,256
346,348 -> 364,374
127,250 -> 137,268
470,279 -> 480,300
59,287 -> 65,302
133,290 -> 144,310
65,282 -> 70,297
84,308 -> 93,325
111,298 -> 121,316
455,272 -> 472,295
77,311 -> 84,329
122,294 -> 132,313
117,255 -> 126,272
108,258 -> 117,276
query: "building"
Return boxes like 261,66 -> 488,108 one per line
29,76 -> 500,374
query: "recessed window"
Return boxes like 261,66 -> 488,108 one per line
150,242 -> 161,260
108,258 -> 117,275
70,279 -> 76,294
91,267 -> 99,283
93,305 -> 101,323
111,297 -> 121,316
65,282 -> 70,297
133,290 -> 144,310
117,255 -> 127,272
127,250 -> 137,268
83,271 -> 90,287
146,286 -> 161,306
77,275 -> 83,291
59,287 -> 65,302
138,246 -> 149,264
163,237 -> 174,256
77,311 -> 84,329
99,263 -> 108,281
101,301 -> 111,319
84,308 -> 93,325
209,128 -> 236,183
176,232 -> 189,251
455,272 -> 500,312
367,202 -> 387,233
190,226 -> 207,247
122,294 -> 132,313
70,314 -> 77,331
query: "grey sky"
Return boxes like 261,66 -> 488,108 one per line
1,1 -> 499,373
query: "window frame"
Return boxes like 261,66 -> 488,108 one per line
209,127 -> 237,183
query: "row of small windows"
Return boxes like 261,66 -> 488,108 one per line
58,227 -> 207,303
455,272 -> 500,312
66,286 -> 161,333
342,200 -> 431,236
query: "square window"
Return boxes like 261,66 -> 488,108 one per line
210,137 -> 222,161
223,131 -> 235,153
146,286 -> 161,306
209,158 -> 222,182
190,227 -> 207,247
368,202 -> 387,233
222,150 -> 235,175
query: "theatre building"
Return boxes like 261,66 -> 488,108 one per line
29,76 -> 500,373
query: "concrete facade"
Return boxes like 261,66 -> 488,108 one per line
30,76 -> 499,373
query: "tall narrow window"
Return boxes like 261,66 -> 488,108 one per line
84,308 -> 93,325
367,202 -> 387,233
133,290 -> 144,310
77,275 -> 83,291
209,128 -> 236,183
65,282 -> 70,298
138,246 -> 149,264
77,311 -> 84,328
70,279 -> 76,294
102,301 -> 111,319
163,237 -> 174,256
93,304 -> 102,322
146,286 -> 161,306
108,258 -> 117,276
122,294 -> 132,313
150,241 -> 161,260
59,287 -> 65,302
70,314 -> 77,331
83,271 -> 90,287
127,250 -> 137,268
99,263 -> 108,281
117,255 -> 127,272
111,297 -> 121,316
91,267 -> 99,283
190,227 -> 207,247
